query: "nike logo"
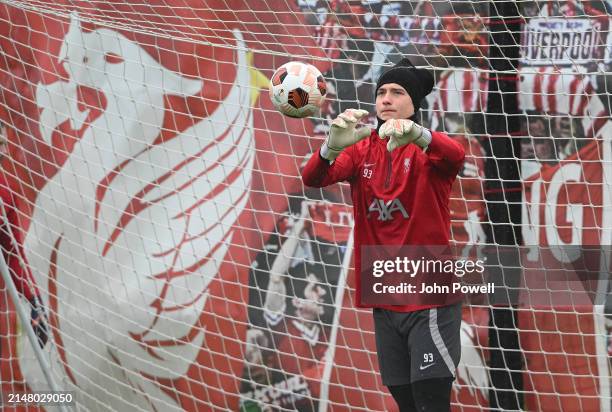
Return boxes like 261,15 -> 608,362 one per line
364,162 -> 376,167
419,363 -> 436,370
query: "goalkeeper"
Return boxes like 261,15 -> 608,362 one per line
302,58 -> 465,411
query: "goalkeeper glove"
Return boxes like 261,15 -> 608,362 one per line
321,109 -> 371,162
29,296 -> 49,348
378,118 -> 432,152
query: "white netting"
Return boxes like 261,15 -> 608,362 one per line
0,0 -> 609,411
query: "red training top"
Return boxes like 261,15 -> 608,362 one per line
302,130 -> 465,312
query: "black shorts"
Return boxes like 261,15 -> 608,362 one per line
373,303 -> 462,386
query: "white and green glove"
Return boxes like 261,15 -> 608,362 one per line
320,109 -> 371,162
378,118 -> 432,152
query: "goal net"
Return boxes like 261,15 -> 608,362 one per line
0,0 -> 609,411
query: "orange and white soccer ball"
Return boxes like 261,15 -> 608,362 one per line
269,61 -> 327,118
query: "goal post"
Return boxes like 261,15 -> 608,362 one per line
0,1 -> 610,411
485,1 -> 523,409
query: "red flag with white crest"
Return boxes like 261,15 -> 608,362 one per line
0,1 -> 329,410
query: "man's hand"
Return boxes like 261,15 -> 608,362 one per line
245,328 -> 269,366
321,109 -> 371,161
29,297 -> 49,348
244,328 -> 271,383
378,118 -> 432,152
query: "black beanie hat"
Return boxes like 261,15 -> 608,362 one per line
375,58 -> 435,113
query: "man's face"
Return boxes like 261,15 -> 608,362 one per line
553,117 -> 572,139
533,138 -> 555,161
375,83 -> 415,121
529,118 -> 547,137
293,274 -> 326,322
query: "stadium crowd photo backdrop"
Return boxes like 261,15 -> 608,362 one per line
0,0 -> 610,411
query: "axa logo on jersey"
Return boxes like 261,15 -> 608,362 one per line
367,198 -> 408,221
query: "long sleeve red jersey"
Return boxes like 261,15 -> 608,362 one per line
0,173 -> 38,301
302,130 -> 465,312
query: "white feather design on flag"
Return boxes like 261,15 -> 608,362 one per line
454,321 -> 489,400
23,13 -> 253,411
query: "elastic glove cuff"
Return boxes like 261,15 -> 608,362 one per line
413,128 -> 432,149
320,141 -> 342,162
